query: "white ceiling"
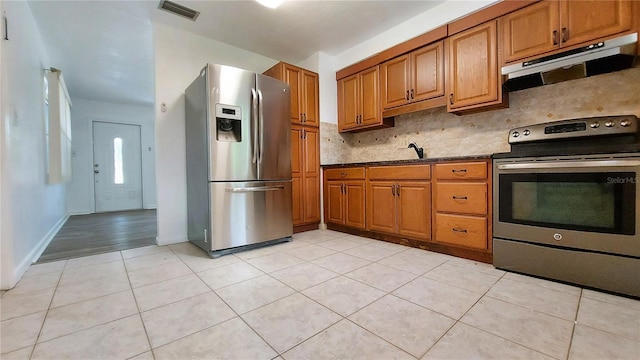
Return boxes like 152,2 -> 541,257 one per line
27,0 -> 447,107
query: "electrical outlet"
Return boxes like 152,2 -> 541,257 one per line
398,137 -> 409,149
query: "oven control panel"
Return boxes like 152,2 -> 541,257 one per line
508,115 -> 639,144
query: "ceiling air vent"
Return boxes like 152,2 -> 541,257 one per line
158,0 -> 200,21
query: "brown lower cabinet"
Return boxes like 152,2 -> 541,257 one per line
367,165 -> 431,241
433,160 -> 492,252
324,167 -> 366,229
323,159 -> 493,263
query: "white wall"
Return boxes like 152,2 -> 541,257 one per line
0,1 -> 67,289
67,98 -> 156,214
153,23 -> 278,245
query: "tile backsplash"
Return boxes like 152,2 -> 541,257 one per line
321,66 -> 640,165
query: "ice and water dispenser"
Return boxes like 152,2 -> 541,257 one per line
215,104 -> 242,142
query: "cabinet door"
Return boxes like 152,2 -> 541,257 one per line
397,181 -> 431,240
303,176 -> 320,223
560,0 -> 632,48
411,42 -> 444,102
291,127 -> 302,175
360,66 -> 381,126
381,54 -> 410,109
302,71 -> 319,127
447,21 -> 499,110
367,181 -> 396,234
502,1 -> 560,62
292,176 -> 303,225
302,127 -> 320,223
345,181 -> 366,229
338,74 -> 360,131
284,64 -> 302,124
326,181 -> 345,225
303,127 -> 319,178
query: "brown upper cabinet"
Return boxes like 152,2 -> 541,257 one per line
264,62 -> 319,127
501,0 -> 633,63
446,20 -> 507,113
380,41 -> 445,110
338,65 -> 393,132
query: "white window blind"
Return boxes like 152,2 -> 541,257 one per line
46,68 -> 72,184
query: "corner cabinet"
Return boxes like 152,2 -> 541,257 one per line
367,165 -> 431,241
264,62 -> 320,232
264,62 -> 319,127
324,167 -> 366,229
446,20 -> 508,114
338,66 -> 393,133
501,0 -> 633,63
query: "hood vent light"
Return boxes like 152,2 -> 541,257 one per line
158,0 -> 200,21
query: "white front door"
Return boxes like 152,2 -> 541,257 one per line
93,122 -> 143,212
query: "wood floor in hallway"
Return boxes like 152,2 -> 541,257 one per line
37,209 -> 157,263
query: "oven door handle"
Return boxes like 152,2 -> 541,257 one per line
496,160 -> 640,170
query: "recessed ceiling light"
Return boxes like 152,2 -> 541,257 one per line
256,0 -> 284,9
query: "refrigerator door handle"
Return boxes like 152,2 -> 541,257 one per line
225,185 -> 285,193
251,88 -> 259,165
257,89 -> 265,166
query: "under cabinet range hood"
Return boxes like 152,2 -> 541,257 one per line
502,33 -> 637,91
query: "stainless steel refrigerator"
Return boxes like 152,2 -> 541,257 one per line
185,64 -> 292,257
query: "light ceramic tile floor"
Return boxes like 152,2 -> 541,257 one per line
1,229 -> 639,360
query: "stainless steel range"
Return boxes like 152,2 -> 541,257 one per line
493,115 -> 640,297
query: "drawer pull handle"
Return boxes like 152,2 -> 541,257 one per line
340,172 -> 347,177
451,169 -> 467,173
452,196 -> 468,200
452,228 -> 468,233
391,185 -> 395,196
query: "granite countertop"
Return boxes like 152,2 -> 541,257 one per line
321,154 -> 493,168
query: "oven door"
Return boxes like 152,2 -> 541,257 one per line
493,155 -> 640,257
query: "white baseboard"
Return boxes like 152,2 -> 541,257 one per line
156,235 -> 188,246
68,209 -> 92,216
7,214 -> 68,289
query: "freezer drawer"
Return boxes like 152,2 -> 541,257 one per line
205,181 -> 292,253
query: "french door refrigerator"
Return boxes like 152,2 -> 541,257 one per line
185,64 -> 292,257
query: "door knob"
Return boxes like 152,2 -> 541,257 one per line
94,170 -> 100,174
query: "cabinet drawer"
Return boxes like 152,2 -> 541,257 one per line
325,167 -> 365,180
436,183 -> 487,215
368,164 -> 430,180
435,162 -> 487,180
435,213 -> 487,250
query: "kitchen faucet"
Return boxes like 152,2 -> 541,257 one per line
408,142 -> 424,159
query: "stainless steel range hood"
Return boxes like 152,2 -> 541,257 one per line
502,33 -> 637,91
